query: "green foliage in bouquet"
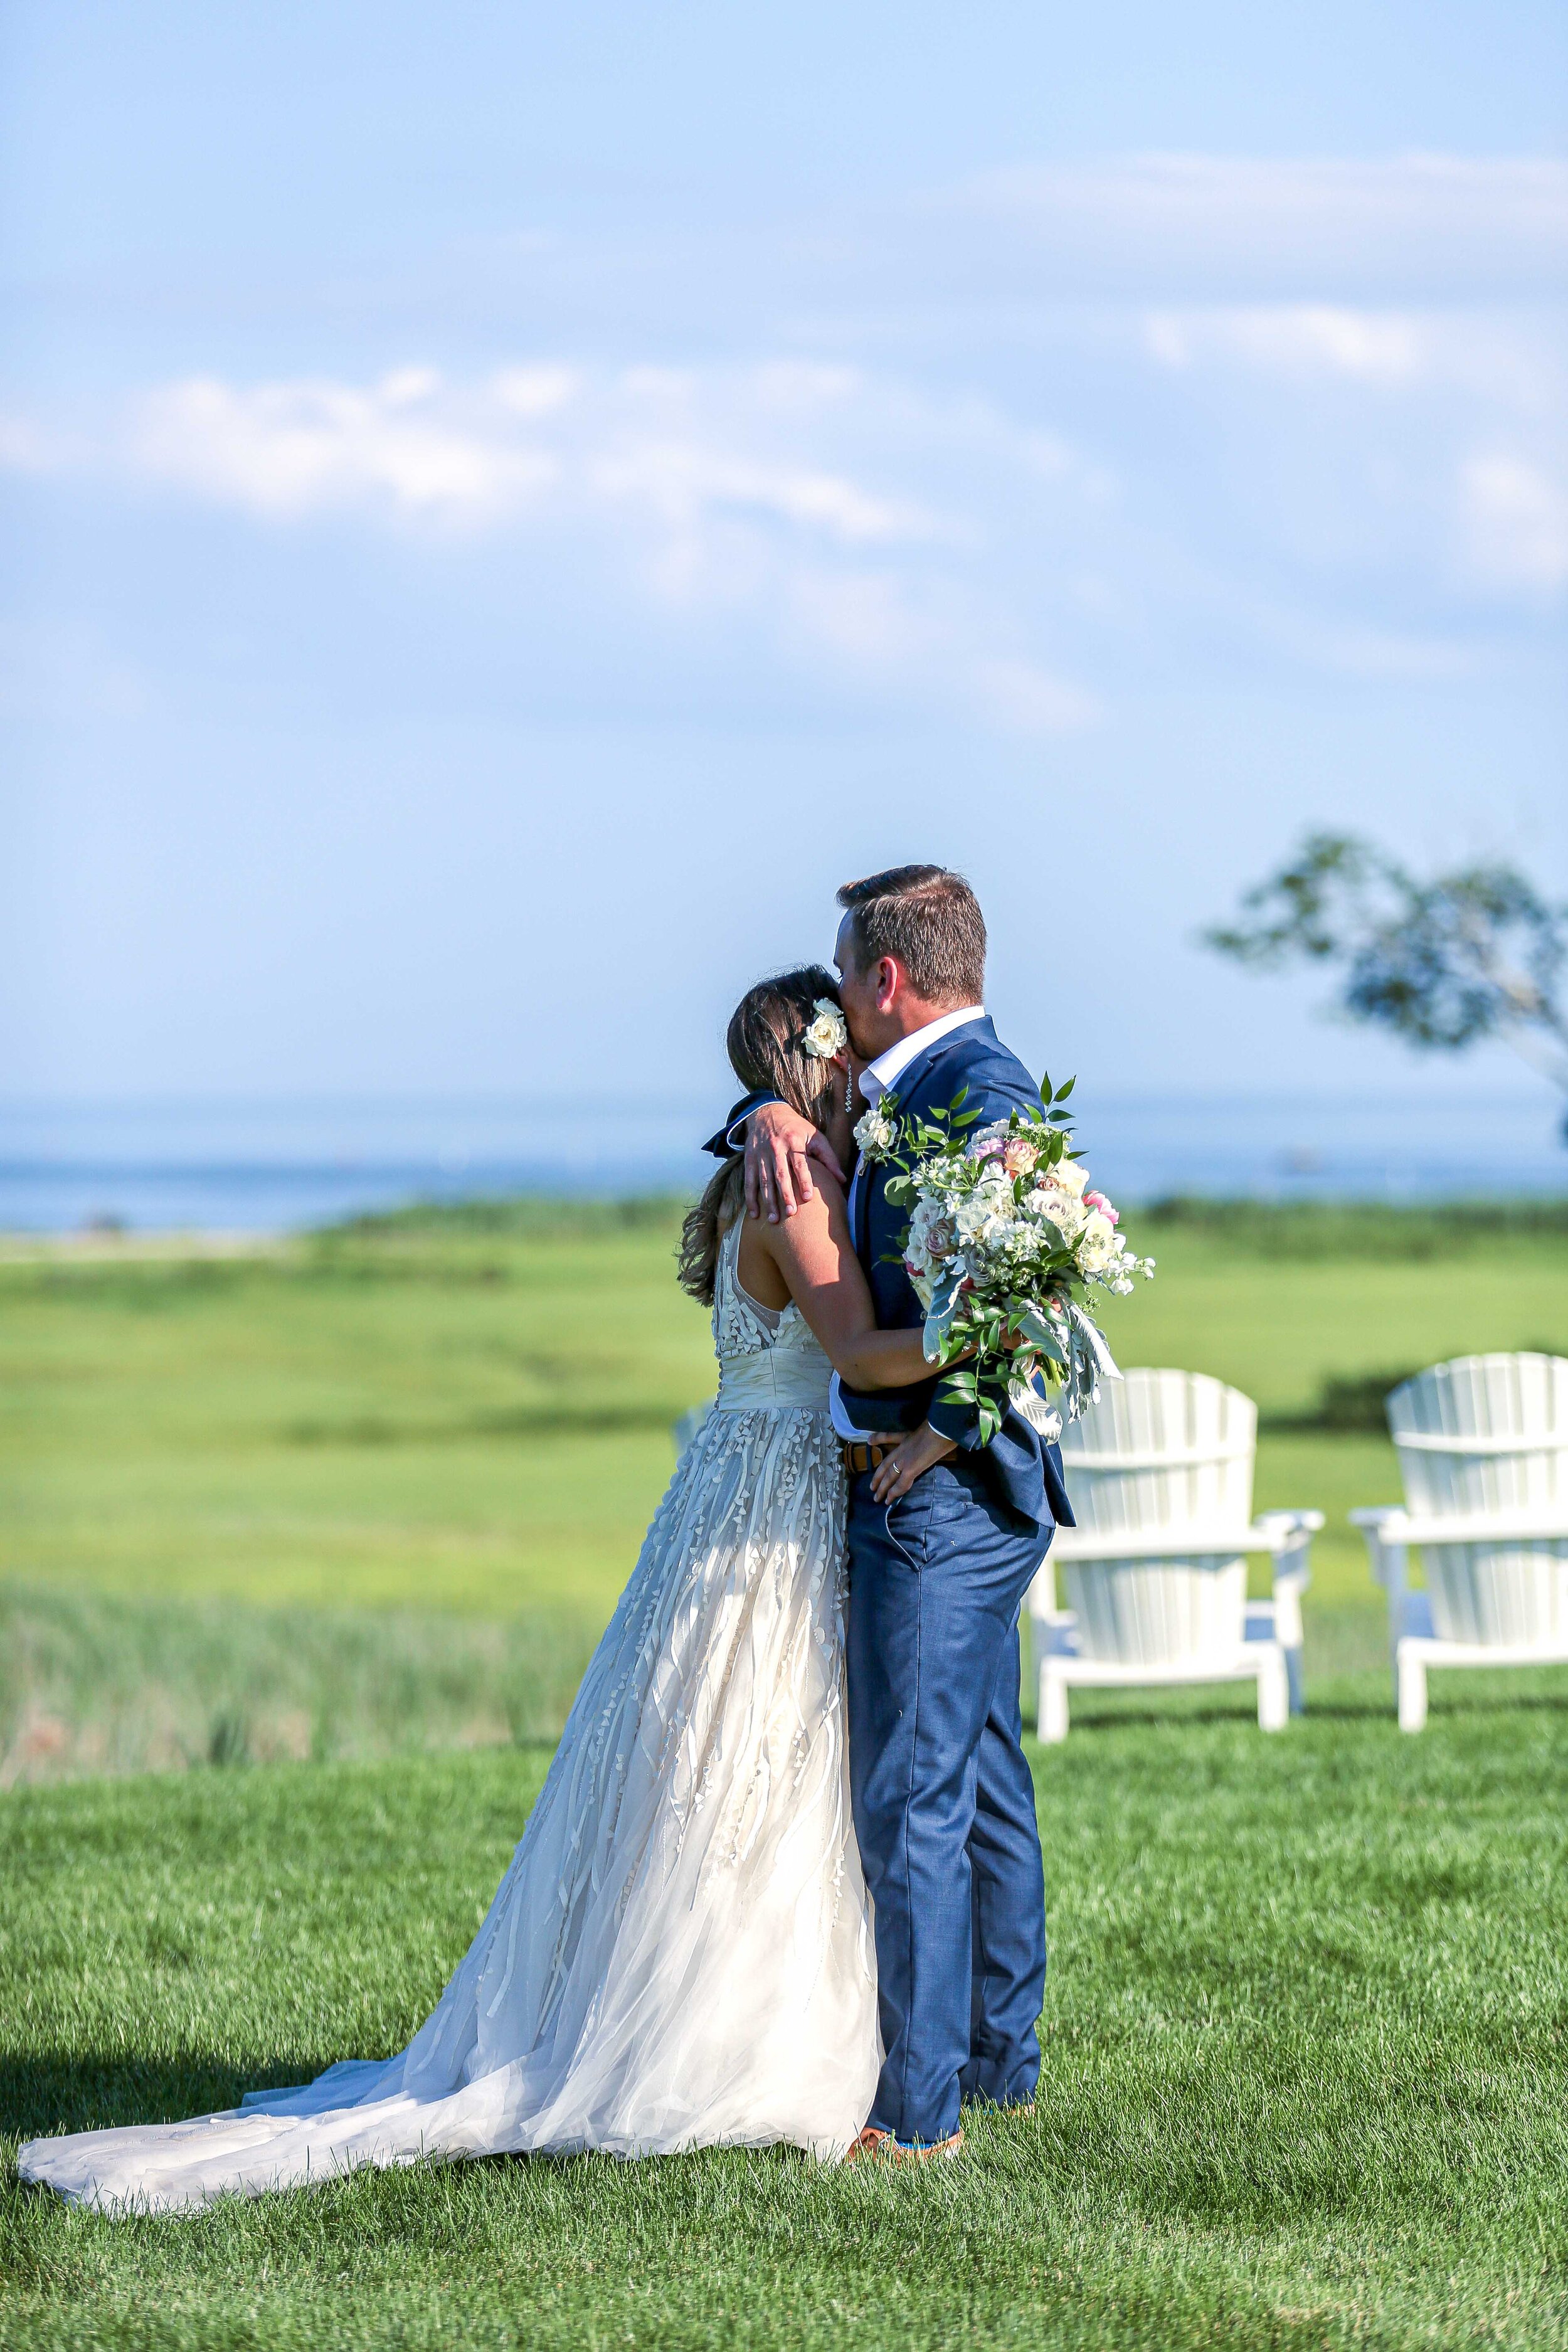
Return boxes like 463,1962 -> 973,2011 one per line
864,1075 -> 1153,1443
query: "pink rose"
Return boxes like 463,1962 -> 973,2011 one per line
1083,1190 -> 1118,1224
1001,1137 -> 1040,1178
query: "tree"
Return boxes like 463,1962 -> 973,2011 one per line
1204,832 -> 1568,1138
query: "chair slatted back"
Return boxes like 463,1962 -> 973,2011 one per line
1387,1353 -> 1568,1517
1386,1353 -> 1568,1646
1059,1368 -> 1256,1537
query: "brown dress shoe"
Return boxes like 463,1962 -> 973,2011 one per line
844,2125 -> 964,2165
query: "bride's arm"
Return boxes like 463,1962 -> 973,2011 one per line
756,1176 -> 935,1389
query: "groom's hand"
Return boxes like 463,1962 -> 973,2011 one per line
744,1104 -> 847,1222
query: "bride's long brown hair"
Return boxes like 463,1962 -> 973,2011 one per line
677,965 -> 844,1306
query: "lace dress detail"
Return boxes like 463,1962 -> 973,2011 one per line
20,1221 -> 874,2211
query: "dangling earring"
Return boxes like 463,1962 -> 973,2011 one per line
844,1063 -> 854,1117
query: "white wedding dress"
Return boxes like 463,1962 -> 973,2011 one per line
20,1222 -> 877,2212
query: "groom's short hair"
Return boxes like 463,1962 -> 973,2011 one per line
836,865 -> 986,1005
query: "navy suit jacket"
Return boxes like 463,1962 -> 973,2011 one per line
716,1017 -> 1074,1536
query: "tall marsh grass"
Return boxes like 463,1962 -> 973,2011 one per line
0,1584 -> 596,1787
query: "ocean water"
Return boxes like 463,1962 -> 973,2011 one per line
1,1091 -> 1562,1234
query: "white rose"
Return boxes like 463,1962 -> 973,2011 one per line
904,1200 -> 940,1275
801,999 -> 848,1059
854,1105 -> 897,1158
954,1197 -> 989,1243
1035,1189 -> 1085,1241
1051,1157 -> 1090,1197
1075,1210 -> 1118,1272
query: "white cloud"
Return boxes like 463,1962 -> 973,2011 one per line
1146,305 -> 1427,386
1136,303 -> 1567,608
116,365 -> 939,554
748,361 -> 862,413
490,365 -> 578,418
377,366 -> 444,408
589,440 -> 931,547
45,358 -> 1094,734
3,177 -> 1560,739
955,154 -> 1568,297
1141,303 -> 1567,411
131,375 -> 558,518
117,364 -> 932,561
1461,454 -> 1568,591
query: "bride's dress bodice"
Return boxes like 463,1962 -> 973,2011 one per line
711,1218 -> 834,1414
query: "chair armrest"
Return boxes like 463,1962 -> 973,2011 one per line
1256,1508 -> 1322,1571
1349,1505 -> 1407,1535
1052,1525 -> 1287,1564
1254,1511 -> 1320,1652
1255,1508 -> 1325,1540
1377,1510 -> 1568,1547
1350,1508 -> 1409,1619
1030,1609 -> 1079,1659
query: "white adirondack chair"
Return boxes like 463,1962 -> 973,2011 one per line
1028,1368 -> 1322,1743
1350,1352 -> 1568,1732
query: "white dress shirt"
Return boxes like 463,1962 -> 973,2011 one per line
829,1005 -> 985,1439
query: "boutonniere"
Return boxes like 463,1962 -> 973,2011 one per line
853,1093 -> 900,1162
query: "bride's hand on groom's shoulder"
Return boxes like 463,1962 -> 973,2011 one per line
869,1422 -> 958,1504
744,1103 -> 847,1223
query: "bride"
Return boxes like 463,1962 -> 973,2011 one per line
21,967 -> 941,2212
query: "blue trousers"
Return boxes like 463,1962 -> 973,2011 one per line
846,1458 -> 1049,2144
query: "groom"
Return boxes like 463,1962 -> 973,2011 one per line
717,865 -> 1072,2159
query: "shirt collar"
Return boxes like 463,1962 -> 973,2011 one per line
861,1006 -> 986,1103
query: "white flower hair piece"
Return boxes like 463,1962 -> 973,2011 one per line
800,999 -> 849,1060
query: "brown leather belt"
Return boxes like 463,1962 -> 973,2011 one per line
844,1441 -> 898,1475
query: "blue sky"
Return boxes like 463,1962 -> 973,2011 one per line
3,1 -> 1565,1130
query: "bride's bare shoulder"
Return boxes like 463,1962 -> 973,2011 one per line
810,1165 -> 849,1212
758,1170 -> 854,1276
778,1164 -> 849,1232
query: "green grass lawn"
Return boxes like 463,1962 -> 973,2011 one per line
4,1201 -> 1565,1635
4,1702 -> 1567,2349
3,1202 -> 1567,2344
0,1209 -> 714,1626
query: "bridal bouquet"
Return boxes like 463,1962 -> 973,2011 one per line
862,1078 -> 1155,1442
